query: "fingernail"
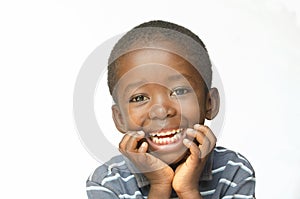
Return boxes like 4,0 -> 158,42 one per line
186,128 -> 196,136
183,139 -> 192,147
186,128 -> 194,132
194,124 -> 201,128
137,131 -> 144,135
141,142 -> 147,148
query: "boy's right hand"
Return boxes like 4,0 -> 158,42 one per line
119,131 -> 174,194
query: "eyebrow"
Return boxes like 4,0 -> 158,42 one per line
123,74 -> 195,95
124,80 -> 147,93
168,74 -> 194,82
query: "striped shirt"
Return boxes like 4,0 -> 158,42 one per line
86,146 -> 255,199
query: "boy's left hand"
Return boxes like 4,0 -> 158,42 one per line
172,124 -> 216,197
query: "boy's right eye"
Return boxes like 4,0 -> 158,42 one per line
129,94 -> 150,103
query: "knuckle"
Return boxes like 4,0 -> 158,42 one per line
119,142 -> 126,150
212,136 -> 217,144
203,125 -> 210,132
203,136 -> 210,145
118,147 -> 125,155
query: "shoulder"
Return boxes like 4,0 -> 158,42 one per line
87,155 -> 129,183
210,146 -> 256,197
213,146 -> 255,174
88,155 -> 134,185
86,155 -> 142,198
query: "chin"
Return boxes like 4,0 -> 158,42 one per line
150,147 -> 189,165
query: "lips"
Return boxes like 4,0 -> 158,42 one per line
142,127 -> 189,164
149,128 -> 183,145
144,127 -> 187,153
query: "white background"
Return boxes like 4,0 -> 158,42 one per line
1,0 -> 299,198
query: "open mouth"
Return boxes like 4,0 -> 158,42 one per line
148,128 -> 184,145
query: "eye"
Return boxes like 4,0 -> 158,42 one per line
171,87 -> 191,96
129,94 -> 150,103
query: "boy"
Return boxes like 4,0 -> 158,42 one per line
87,20 -> 255,199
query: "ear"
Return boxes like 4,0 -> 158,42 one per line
112,104 -> 126,133
205,87 -> 220,120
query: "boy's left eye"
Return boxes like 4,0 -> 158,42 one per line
171,87 -> 190,96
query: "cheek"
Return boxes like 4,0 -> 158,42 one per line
123,106 -> 146,129
180,99 -> 199,117
179,94 -> 206,123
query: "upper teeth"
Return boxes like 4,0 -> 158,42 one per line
149,128 -> 183,137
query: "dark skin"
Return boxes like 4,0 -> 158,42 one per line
111,48 -> 220,198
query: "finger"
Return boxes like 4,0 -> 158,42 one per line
119,133 -> 133,151
186,128 -> 206,144
184,138 -> 213,161
137,142 -> 148,153
183,139 -> 202,163
194,125 -> 216,157
194,124 -> 217,145
119,131 -> 144,151
125,131 -> 145,152
125,130 -> 144,138
198,144 -> 212,159
187,125 -> 216,158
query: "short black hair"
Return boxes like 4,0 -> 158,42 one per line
133,20 -> 208,52
107,20 -> 212,98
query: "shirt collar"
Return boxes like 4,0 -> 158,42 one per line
124,150 -> 214,188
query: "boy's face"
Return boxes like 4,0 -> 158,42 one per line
112,48 -> 210,164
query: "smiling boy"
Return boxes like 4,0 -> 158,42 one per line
86,20 -> 255,199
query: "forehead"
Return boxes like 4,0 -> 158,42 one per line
116,48 -> 201,81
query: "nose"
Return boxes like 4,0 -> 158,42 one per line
148,102 -> 177,120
